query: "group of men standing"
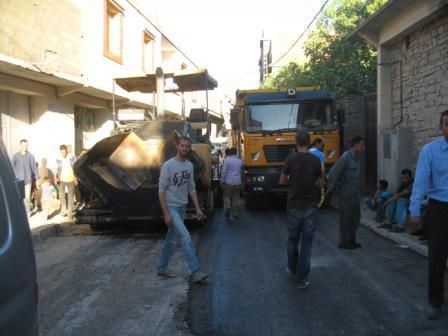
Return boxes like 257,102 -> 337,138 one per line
11,140 -> 77,219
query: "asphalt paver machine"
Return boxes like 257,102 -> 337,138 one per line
74,68 -> 219,230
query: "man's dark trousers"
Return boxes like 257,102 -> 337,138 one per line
338,195 -> 360,245
427,199 -> 448,307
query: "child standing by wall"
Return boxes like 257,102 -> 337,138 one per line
39,176 -> 58,220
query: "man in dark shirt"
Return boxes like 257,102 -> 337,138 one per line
11,139 -> 39,215
279,130 -> 323,289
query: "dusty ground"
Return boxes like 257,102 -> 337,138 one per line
35,224 -> 196,336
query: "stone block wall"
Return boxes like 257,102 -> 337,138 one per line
337,95 -> 366,151
390,14 -> 448,167
0,0 -> 84,77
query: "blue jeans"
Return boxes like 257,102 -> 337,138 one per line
385,198 -> 410,226
364,197 -> 387,216
157,206 -> 200,275
287,207 -> 318,281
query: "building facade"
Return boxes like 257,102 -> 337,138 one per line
351,0 -> 448,190
0,0 -> 210,168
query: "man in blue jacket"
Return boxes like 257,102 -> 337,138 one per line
12,139 -> 39,215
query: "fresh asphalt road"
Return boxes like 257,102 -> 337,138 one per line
188,202 -> 448,336
35,224 -> 193,336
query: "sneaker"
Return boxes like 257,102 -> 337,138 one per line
192,271 -> 209,283
157,271 -> 176,278
297,280 -> 310,289
425,305 -> 441,320
286,267 -> 296,277
378,223 -> 392,229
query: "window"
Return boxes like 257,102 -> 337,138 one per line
142,31 -> 154,73
104,0 -> 124,64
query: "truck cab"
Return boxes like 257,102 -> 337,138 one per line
230,87 -> 344,208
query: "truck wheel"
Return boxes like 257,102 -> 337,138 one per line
245,194 -> 256,209
207,189 -> 215,218
89,224 -> 114,232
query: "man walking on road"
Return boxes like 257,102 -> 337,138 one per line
12,139 -> 39,215
409,110 -> 448,320
327,136 -> 365,249
279,130 -> 323,289
220,147 -> 243,220
157,135 -> 209,283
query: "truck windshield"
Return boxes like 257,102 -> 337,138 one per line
245,103 -> 299,133
244,102 -> 336,133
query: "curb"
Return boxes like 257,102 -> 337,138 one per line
359,219 -> 428,258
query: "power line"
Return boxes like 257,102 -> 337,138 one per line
269,0 -> 331,67
222,0 -> 331,86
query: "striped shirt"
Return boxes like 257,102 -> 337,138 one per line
220,155 -> 243,185
409,138 -> 448,216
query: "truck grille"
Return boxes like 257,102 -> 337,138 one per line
263,145 -> 296,163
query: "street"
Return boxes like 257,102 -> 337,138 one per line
34,202 -> 448,336
189,204 -> 448,336
35,224 -> 192,336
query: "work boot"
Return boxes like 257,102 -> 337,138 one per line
157,271 -> 176,278
410,229 -> 423,236
192,271 -> 209,283
338,242 -> 357,250
286,267 -> 296,278
425,305 -> 441,320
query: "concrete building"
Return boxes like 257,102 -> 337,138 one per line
351,0 -> 448,190
0,0 -> 216,167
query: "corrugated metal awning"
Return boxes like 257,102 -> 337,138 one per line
114,68 -> 218,93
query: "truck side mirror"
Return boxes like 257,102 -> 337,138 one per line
230,108 -> 240,130
337,109 -> 345,124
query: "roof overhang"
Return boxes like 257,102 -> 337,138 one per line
114,68 -> 218,93
349,0 -> 448,47
0,57 -> 150,109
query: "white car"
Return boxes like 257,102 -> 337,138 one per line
0,137 -> 38,336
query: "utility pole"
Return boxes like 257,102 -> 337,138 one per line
259,38 -> 272,85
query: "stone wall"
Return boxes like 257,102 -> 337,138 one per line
390,14 -> 448,167
338,95 -> 366,151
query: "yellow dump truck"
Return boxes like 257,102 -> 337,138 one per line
230,87 -> 345,208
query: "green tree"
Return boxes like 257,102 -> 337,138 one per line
263,0 -> 387,98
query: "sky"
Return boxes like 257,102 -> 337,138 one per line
145,0 -> 325,102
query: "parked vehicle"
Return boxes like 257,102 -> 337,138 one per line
0,137 -> 38,336
230,87 -> 345,208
